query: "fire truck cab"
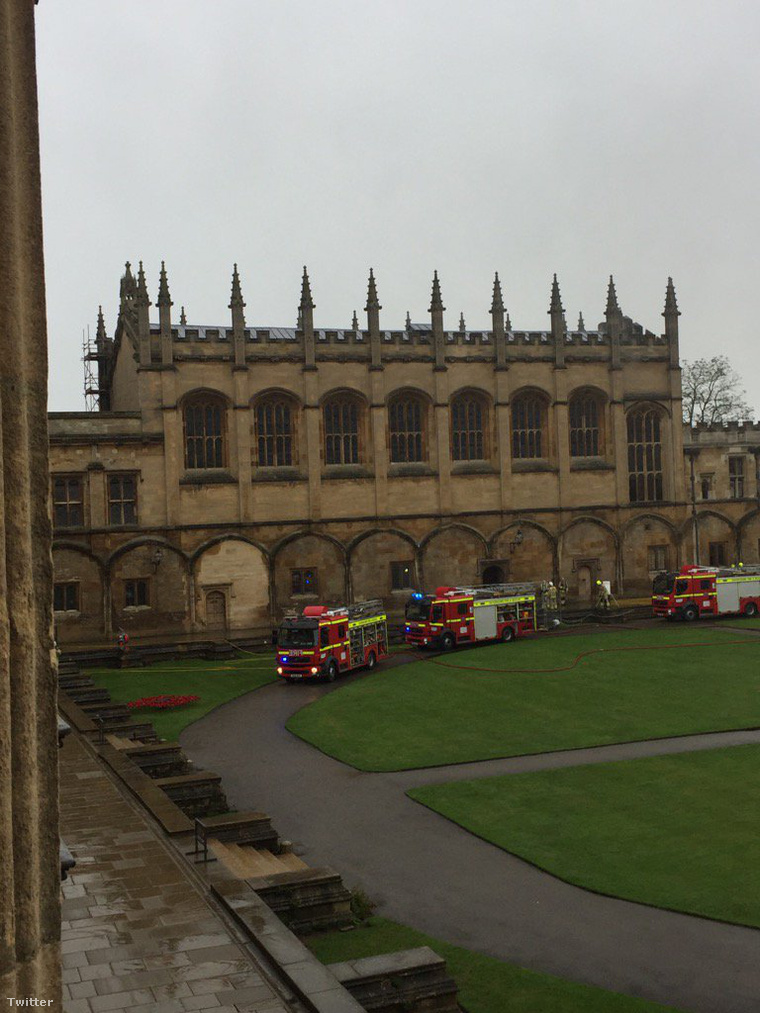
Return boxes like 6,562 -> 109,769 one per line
652,564 -> 760,621
276,600 -> 388,681
404,584 -> 538,649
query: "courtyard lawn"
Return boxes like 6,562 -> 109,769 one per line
305,916 -> 683,1013
287,626 -> 760,770
90,655 -> 276,740
410,744 -> 760,927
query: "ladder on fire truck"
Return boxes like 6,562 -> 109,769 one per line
318,599 -> 384,619
449,583 -> 538,599
716,565 -> 760,578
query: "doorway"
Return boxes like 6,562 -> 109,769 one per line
576,566 -> 592,602
482,564 -> 505,584
205,590 -> 227,631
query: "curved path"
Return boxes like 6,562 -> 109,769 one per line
182,669 -> 760,1013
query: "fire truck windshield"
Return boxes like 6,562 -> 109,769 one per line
278,625 -> 317,648
652,571 -> 678,595
405,597 -> 430,621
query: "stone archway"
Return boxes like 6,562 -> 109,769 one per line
193,537 -> 269,631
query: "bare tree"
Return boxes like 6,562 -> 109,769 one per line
681,355 -> 754,426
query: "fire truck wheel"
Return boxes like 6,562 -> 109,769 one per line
682,604 -> 699,622
366,652 -> 377,671
326,660 -> 338,682
501,625 -> 515,643
441,633 -> 455,651
744,602 -> 758,618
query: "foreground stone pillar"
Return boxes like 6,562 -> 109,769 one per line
0,1 -> 61,1005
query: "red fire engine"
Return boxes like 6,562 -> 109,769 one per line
404,583 -> 538,649
276,600 -> 388,681
652,564 -> 760,620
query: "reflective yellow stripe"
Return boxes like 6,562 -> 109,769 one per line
349,615 -> 386,629
473,595 -> 535,607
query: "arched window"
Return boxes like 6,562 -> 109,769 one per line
389,395 -> 425,463
255,397 -> 295,467
324,395 -> 361,465
569,393 -> 602,457
512,394 -> 546,459
627,408 -> 663,502
451,393 -> 488,461
183,395 -> 227,469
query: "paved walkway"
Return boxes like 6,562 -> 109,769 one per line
182,678 -> 760,1013
59,733 -> 303,1013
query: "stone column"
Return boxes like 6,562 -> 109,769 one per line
0,2 -> 61,1005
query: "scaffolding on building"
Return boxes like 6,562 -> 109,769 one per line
82,327 -> 106,412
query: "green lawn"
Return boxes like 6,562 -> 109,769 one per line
287,626 -> 760,770
306,916 -> 683,1013
90,655 -> 276,740
411,745 -> 760,927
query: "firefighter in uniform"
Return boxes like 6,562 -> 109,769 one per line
545,582 -> 558,612
595,580 -> 611,611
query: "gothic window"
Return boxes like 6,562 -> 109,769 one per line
183,395 -> 227,470
729,456 -> 745,499
255,397 -> 295,467
108,474 -> 138,526
648,545 -> 668,571
512,394 -> 546,459
627,408 -> 663,503
451,393 -> 488,461
52,475 -> 84,528
324,395 -> 361,465
389,395 -> 425,463
569,394 -> 602,457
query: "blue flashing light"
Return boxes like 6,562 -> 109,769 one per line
412,592 -> 424,599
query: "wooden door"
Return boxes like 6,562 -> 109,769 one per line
577,566 -> 592,602
206,590 -> 227,631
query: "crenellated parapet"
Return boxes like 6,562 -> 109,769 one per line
685,421 -> 760,447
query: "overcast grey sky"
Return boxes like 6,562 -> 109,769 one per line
37,1 -> 760,414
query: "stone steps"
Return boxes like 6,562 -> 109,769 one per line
98,720 -> 159,741
123,742 -> 189,778
194,810 -> 280,852
247,866 -> 353,934
329,947 -> 460,1012
154,771 -> 228,818
66,686 -> 111,705
80,701 -> 131,721
58,673 -> 95,691
209,840 -> 307,879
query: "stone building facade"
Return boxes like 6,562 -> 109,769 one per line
48,262 -> 758,645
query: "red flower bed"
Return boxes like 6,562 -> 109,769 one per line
127,694 -> 200,711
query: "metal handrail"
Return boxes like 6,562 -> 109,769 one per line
193,818 -> 209,864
